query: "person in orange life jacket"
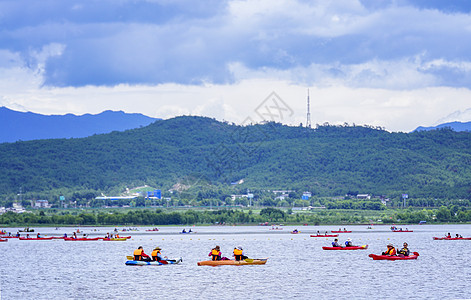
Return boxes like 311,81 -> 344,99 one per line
382,244 -> 396,256
134,246 -> 151,261
209,246 -> 222,261
332,238 -> 341,247
397,242 -> 410,256
233,246 -> 248,261
151,247 -> 166,261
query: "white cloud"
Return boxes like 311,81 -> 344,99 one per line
1,0 -> 471,132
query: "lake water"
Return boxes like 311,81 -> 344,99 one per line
1,224 -> 470,300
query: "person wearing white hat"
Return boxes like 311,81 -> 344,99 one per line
345,238 -> 354,247
233,246 -> 248,261
382,243 -> 396,256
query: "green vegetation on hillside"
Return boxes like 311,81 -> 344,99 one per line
0,116 -> 470,208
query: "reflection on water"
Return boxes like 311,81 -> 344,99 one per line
1,224 -> 470,299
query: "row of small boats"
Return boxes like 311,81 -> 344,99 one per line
0,236 -> 131,241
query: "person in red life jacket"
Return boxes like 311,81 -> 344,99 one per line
134,246 -> 151,261
446,232 -> 451,238
382,243 -> 396,256
233,246 -> 248,261
209,246 -> 222,261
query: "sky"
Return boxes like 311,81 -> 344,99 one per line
1,0 -> 471,132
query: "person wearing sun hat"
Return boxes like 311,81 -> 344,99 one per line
151,246 -> 164,261
345,238 -> 354,247
382,243 -> 396,256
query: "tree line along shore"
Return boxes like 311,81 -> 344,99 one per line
1,206 -> 470,227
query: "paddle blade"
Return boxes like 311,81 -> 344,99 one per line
244,258 -> 254,263
126,255 -> 134,260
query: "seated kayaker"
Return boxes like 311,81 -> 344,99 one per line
209,246 -> 222,261
455,234 -> 463,238
37,233 -> 42,238
134,246 -> 151,261
151,247 -> 166,261
345,238 -> 354,247
382,244 -> 396,256
397,242 -> 410,257
233,246 -> 248,261
182,229 -> 186,233
188,229 -> 192,233
446,232 -> 451,238
332,238 -> 341,247
317,230 -> 321,235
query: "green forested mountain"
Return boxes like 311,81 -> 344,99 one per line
1,116 -> 470,203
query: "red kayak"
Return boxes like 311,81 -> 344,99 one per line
433,237 -> 471,240
369,252 -> 419,260
392,230 -> 413,232
310,234 -> 339,237
331,230 -> 352,233
0,236 -> 19,238
0,238 -> 7,242
64,237 -> 100,241
19,237 -> 54,240
323,245 -> 368,250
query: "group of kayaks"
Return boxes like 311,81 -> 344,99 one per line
124,256 -> 268,266
1,235 -> 131,241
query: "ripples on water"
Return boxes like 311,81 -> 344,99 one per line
1,224 -> 470,300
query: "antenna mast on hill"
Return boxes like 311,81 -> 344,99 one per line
306,89 -> 311,128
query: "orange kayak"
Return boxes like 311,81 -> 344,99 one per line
197,258 -> 268,266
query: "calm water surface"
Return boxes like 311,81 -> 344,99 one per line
1,224 -> 470,299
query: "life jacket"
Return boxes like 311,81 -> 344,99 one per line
151,249 -> 161,260
211,249 -> 220,260
385,247 -> 396,255
398,247 -> 409,256
233,249 -> 243,256
134,248 -> 143,260
332,242 -> 340,247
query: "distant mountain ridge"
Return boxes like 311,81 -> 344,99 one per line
0,107 -> 158,143
413,121 -> 471,132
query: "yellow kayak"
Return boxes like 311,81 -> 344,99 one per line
197,258 -> 268,266
103,238 -> 128,241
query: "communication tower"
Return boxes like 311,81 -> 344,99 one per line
306,89 -> 311,128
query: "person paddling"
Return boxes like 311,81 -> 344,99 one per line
209,246 -> 222,261
233,246 -> 248,261
332,238 -> 341,247
151,247 -> 166,261
397,242 -> 410,257
345,238 -> 355,247
133,246 -> 151,261
382,243 -> 396,256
